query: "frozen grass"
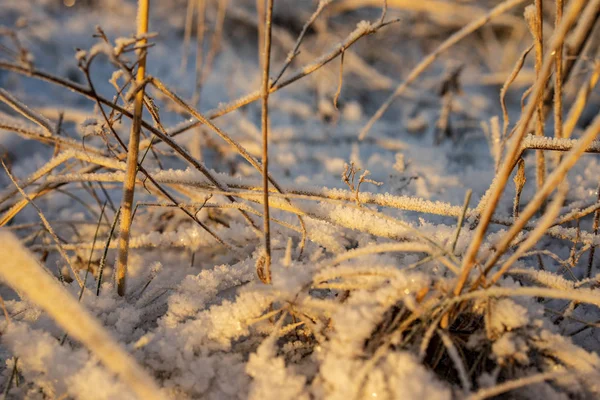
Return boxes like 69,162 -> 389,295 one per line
0,0 -> 599,399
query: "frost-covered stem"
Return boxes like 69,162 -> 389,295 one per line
452,0 -> 585,298
554,0 -> 564,142
116,0 -> 149,297
512,158 -> 526,219
260,0 -> 274,283
529,0 -> 546,196
0,89 -> 54,136
0,232 -> 166,400
359,0 -> 527,140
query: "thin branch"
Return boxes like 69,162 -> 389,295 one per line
259,0 -> 274,283
116,0 -> 150,297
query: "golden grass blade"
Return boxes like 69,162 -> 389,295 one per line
0,230 -> 166,400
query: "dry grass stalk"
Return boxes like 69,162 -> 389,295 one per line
450,189 -> 472,254
259,0 -> 274,283
525,1 -> 546,195
513,157 -> 526,219
554,0 -> 564,143
0,88 -> 54,136
331,0 -> 521,27
452,0 -> 588,299
541,0 -> 600,121
115,0 -> 150,297
0,231 -> 166,400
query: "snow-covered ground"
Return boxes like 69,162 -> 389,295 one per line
0,0 -> 599,399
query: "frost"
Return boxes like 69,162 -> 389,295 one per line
75,49 -> 87,61
2,323 -> 136,400
492,333 -> 530,365
489,298 -> 530,334
246,332 -> 308,400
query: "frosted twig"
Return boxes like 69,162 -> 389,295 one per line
116,0 -> 150,297
0,88 -> 54,136
259,0 -> 274,283
162,14 -> 400,140
554,0 -> 564,145
320,242 -> 434,268
0,150 -> 123,207
0,112 -> 101,153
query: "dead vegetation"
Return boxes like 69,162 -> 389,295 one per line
0,0 -> 599,398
